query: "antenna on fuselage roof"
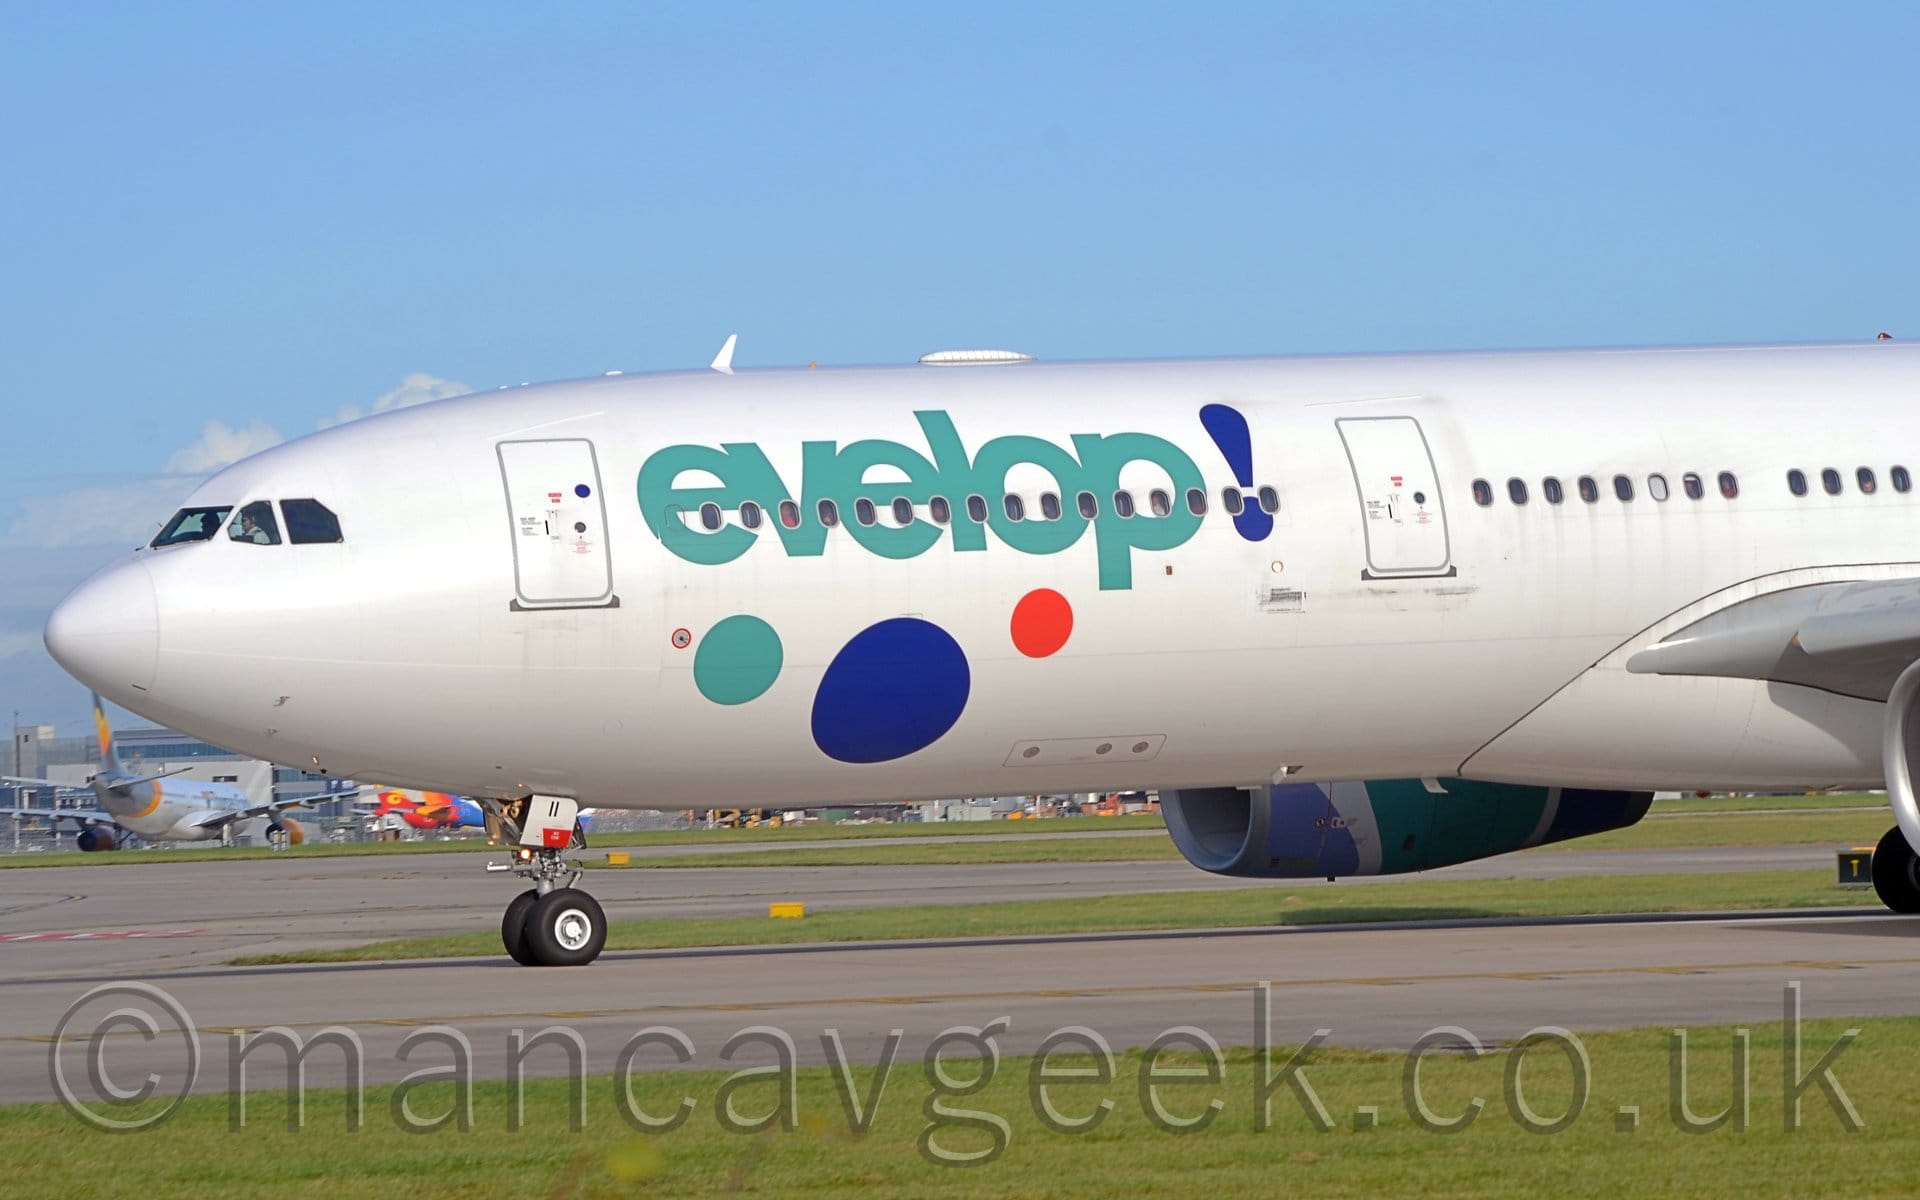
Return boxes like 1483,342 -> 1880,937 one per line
917,349 -> 1035,365
710,333 -> 738,375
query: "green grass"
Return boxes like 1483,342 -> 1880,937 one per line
593,813 -> 1170,843
1527,809 -> 1891,852
4,798 -> 1895,871
9,1018 -> 1912,1198
600,835 -> 1177,869
618,809 -> 1895,868
234,868 -> 1870,964
0,814 -> 1169,869
1645,790 -> 1884,815
0,838 -> 499,869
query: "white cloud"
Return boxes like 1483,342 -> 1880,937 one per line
320,372 -> 472,428
1,372 -> 467,549
0,478 -> 198,548
1,419 -> 284,548
163,418 -> 286,474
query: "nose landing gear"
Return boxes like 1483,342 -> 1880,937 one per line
485,795 -> 608,966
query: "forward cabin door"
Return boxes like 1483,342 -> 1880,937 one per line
1335,416 -> 1454,579
497,438 -> 618,609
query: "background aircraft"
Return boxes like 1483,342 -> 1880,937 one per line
356,789 -> 487,831
1,693 -> 313,850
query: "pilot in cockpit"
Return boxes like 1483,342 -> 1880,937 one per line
235,511 -> 272,544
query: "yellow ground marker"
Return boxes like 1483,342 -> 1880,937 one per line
605,852 -> 631,866
769,902 -> 805,919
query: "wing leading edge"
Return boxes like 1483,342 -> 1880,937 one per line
1627,578 -> 1920,701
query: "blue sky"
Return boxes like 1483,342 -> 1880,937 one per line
3,1 -> 1917,731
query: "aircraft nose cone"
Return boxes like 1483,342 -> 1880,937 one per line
44,561 -> 159,695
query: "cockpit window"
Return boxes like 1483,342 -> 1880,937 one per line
281,498 -> 344,544
151,506 -> 233,548
227,501 -> 281,545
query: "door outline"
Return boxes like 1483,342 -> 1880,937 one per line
498,438 -> 621,611
1335,416 -> 1456,580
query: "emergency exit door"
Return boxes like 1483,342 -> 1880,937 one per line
1335,417 -> 1453,579
498,439 -> 617,609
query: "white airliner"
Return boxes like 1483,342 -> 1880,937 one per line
39,339 -> 1920,964
2,694 -> 310,849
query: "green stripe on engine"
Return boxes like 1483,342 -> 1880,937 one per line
1362,779 -> 1552,873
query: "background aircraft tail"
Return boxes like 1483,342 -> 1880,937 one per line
91,692 -> 126,775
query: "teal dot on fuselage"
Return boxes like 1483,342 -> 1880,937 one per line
694,615 -> 783,704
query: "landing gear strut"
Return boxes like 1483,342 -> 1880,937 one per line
484,796 -> 608,966
1872,826 -> 1920,914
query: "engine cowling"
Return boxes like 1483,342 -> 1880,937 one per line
1161,778 -> 1651,878
75,825 -> 119,852
1882,661 -> 1920,857
268,817 -> 306,846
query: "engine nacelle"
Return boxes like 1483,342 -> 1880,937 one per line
1882,661 -> 1920,857
75,825 -> 119,852
268,817 -> 306,846
1162,778 -> 1651,878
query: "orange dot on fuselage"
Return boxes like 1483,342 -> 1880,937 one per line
1011,588 -> 1073,658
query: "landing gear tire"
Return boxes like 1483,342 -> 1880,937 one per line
522,888 -> 606,967
501,888 -> 541,965
1872,827 -> 1920,914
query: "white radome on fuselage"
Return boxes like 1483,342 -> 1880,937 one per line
46,342 -> 1920,808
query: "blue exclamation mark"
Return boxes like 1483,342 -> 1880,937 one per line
1199,403 -> 1272,542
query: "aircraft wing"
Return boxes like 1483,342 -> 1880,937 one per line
185,796 -> 320,830
1,775 -> 88,790
0,805 -> 113,824
1627,578 -> 1920,701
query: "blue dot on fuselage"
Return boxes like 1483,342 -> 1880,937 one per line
812,619 -> 970,764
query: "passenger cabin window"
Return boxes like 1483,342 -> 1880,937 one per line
817,499 -> 840,527
698,503 -> 723,531
1542,477 -> 1564,505
1858,467 -> 1878,495
930,496 -> 952,524
280,499 -> 343,544
1220,487 -> 1242,515
1077,491 -> 1099,519
152,505 -> 234,548
1256,486 -> 1279,514
1114,490 -> 1137,518
740,501 -> 763,529
1613,474 -> 1634,501
966,495 -> 989,523
1004,494 -> 1025,522
1648,474 -> 1670,502
1151,488 -> 1174,517
1040,492 -> 1062,521
1718,471 -> 1739,499
228,500 -> 281,545
1822,468 -> 1843,495
1788,469 -> 1808,497
1507,478 -> 1528,505
1185,487 -> 1208,515
1895,466 -> 1912,494
1472,479 -> 1494,506
892,498 -> 915,525
854,498 -> 877,526
1578,476 -> 1599,503
779,500 -> 801,528
1682,473 -> 1704,500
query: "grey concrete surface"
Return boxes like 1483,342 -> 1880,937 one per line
1,841 -> 1912,1108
